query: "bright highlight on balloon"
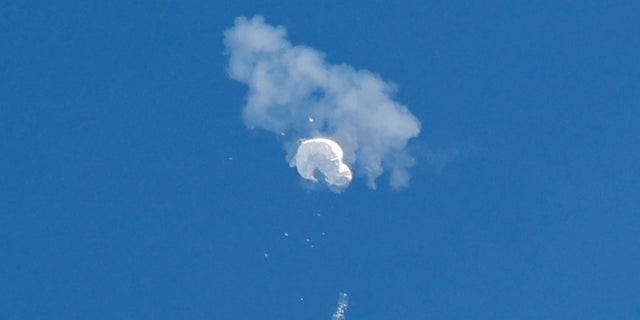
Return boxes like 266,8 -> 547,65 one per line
291,138 -> 353,187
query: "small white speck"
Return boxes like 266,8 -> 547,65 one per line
300,297 -> 304,302
305,238 -> 311,242
280,132 -> 286,136
308,117 -> 314,123
283,232 -> 289,237
228,157 -> 233,160
321,232 -> 325,236
264,252 -> 269,258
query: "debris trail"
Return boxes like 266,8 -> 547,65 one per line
331,292 -> 349,320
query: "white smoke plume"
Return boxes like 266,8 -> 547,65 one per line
224,15 -> 421,189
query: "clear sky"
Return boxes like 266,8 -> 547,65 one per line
2,1 -> 639,319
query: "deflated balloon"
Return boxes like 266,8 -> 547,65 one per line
291,138 -> 353,186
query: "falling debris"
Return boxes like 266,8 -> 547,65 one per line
331,292 -> 349,320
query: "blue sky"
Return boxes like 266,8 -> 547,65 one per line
2,1 -> 639,319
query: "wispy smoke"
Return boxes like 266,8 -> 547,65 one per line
224,15 -> 421,189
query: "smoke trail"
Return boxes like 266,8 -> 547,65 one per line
224,15 -> 421,189
331,292 -> 349,320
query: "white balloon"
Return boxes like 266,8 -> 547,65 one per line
292,138 -> 353,186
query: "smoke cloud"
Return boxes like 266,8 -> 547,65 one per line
224,15 -> 421,189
